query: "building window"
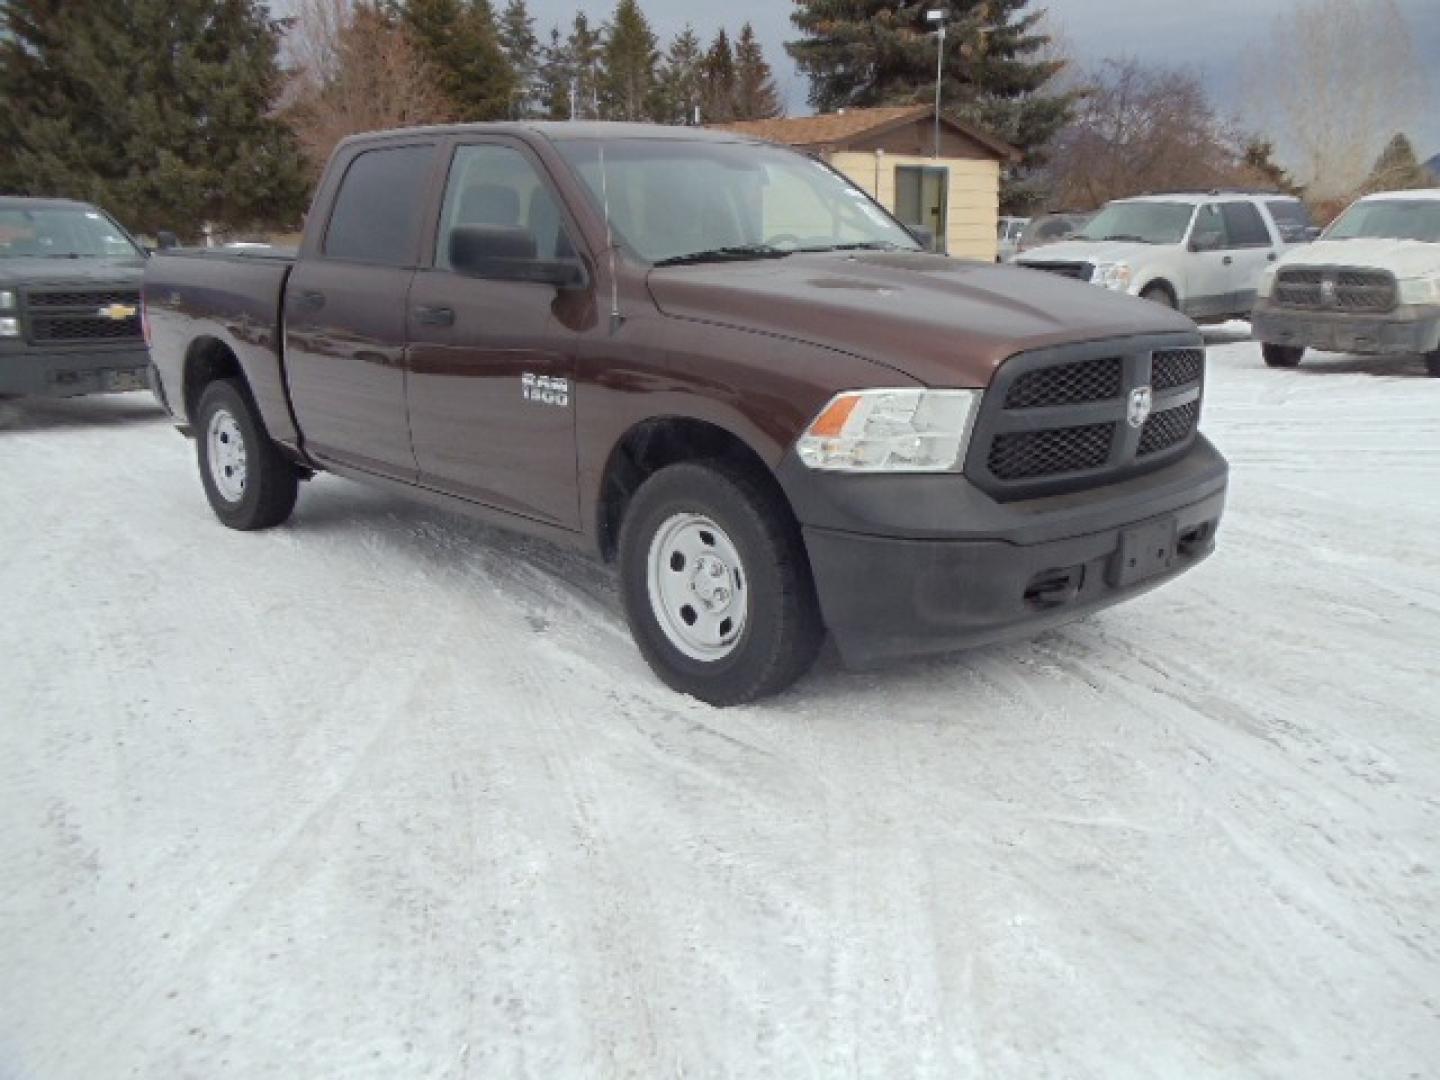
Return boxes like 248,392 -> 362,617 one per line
894,165 -> 948,253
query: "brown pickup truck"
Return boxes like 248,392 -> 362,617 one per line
143,122 -> 1227,705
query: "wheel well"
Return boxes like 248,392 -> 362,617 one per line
1140,279 -> 1178,306
597,418 -> 783,562
182,337 -> 244,422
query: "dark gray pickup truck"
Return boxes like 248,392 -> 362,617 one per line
0,197 -> 151,399
145,122 -> 1228,704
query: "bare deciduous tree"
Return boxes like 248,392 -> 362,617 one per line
285,0 -> 451,177
1244,0 -> 1427,198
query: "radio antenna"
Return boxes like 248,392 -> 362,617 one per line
598,144 -> 623,332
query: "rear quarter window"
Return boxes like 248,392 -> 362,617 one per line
1267,200 -> 1313,242
324,144 -> 436,265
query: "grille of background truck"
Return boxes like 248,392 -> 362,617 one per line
967,339 -> 1205,499
1016,260 -> 1095,282
23,288 -> 143,345
1273,266 -> 1397,312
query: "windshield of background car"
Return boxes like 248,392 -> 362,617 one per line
1076,201 -> 1196,245
555,138 -> 922,263
0,207 -> 143,258
1325,200 -> 1440,243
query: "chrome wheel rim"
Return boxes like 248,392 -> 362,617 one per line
206,407 -> 247,503
646,513 -> 749,661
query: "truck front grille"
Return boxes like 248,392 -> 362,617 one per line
966,336 -> 1206,499
1018,260 -> 1094,282
23,288 -> 142,345
1273,266 -> 1396,313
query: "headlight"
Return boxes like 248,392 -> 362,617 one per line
0,317 -> 19,337
796,388 -> 981,473
1256,266 -> 1278,299
0,290 -> 14,310
1092,261 -> 1133,291
1397,275 -> 1440,306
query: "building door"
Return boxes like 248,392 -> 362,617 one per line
895,166 -> 948,253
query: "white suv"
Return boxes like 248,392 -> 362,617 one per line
1016,192 -> 1312,322
1252,189 -> 1440,377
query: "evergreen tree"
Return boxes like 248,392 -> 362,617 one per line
539,26 -> 574,120
1364,133 -> 1433,192
655,26 -> 704,125
600,0 -> 658,122
786,1 -> 1073,174
1240,140 -> 1303,197
498,0 -> 541,118
700,29 -> 737,124
0,0 -> 307,236
557,13 -> 604,120
733,22 -> 783,121
396,0 -> 515,120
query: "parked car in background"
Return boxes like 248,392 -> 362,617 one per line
996,216 -> 1029,262
144,121 -> 1227,705
1017,192 -> 1313,323
0,196 -> 149,398
1014,211 -> 1092,258
1252,188 -> 1440,375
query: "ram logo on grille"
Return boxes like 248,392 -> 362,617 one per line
98,302 -> 138,321
1126,386 -> 1154,429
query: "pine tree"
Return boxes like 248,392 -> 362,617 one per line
498,0 -> 541,118
396,0 -> 516,120
601,0 -> 658,122
559,13 -> 604,120
1364,133 -> 1432,192
0,0 -> 308,236
655,26 -> 704,125
700,28 -> 737,124
539,26 -> 573,120
733,22 -> 783,120
786,1 -> 1073,173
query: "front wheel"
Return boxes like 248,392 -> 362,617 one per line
1263,343 -> 1305,368
195,378 -> 298,530
618,460 -> 824,706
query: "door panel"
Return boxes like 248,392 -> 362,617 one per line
895,166 -> 949,253
1219,202 -> 1277,314
1183,203 -> 1233,320
285,261 -> 416,478
405,141 -> 582,529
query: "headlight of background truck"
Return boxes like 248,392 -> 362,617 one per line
1397,274 -> 1440,306
1092,262 -> 1133,291
796,389 -> 981,473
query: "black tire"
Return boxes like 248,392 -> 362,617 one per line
1425,351 -> 1440,378
195,378 -> 298,530
618,459 -> 824,706
1140,283 -> 1177,309
1262,343 -> 1305,368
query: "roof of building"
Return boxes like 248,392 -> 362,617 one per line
709,105 -> 1020,162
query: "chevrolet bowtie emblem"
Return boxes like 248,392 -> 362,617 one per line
98,303 -> 137,321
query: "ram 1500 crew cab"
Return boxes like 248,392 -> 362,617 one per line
144,123 -> 1229,705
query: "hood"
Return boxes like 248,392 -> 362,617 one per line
646,251 -> 1195,387
1016,239 -> 1172,268
0,255 -> 147,289
1277,238 -> 1440,279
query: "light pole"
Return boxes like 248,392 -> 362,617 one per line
927,9 -> 946,159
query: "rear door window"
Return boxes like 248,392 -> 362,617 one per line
1220,202 -> 1272,247
1266,200 -> 1313,242
324,144 -> 436,265
1190,204 -> 1230,248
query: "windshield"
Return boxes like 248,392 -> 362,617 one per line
1325,200 -> 1440,243
1076,201 -> 1195,245
0,206 -> 143,258
555,139 -> 921,264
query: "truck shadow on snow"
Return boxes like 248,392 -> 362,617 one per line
0,392 -> 167,434
1282,353 -> 1432,379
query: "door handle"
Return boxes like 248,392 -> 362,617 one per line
1222,256 -> 1233,266
413,305 -> 455,327
1267,252 -> 1278,262
294,289 -> 325,311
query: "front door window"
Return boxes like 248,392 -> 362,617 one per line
895,166 -> 948,253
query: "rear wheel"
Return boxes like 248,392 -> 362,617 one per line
195,378 -> 298,530
1262,343 -> 1305,368
618,460 -> 823,706
1425,351 -> 1440,378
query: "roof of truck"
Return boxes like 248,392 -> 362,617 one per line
338,121 -> 762,149
0,196 -> 99,210
1357,188 -> 1440,201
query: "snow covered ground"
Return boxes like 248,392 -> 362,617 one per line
1,334 -> 1438,1079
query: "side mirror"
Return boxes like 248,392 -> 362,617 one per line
155,230 -> 180,251
449,224 -> 585,288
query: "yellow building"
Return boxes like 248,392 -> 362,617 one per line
712,104 -> 1019,262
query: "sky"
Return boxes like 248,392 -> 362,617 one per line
524,0 -> 1440,164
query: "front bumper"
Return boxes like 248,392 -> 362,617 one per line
782,439 -> 1228,667
0,345 -> 151,398
1252,301 -> 1440,356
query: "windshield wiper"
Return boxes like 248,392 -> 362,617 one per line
1099,233 -> 1152,243
796,241 -> 906,253
653,244 -> 792,267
